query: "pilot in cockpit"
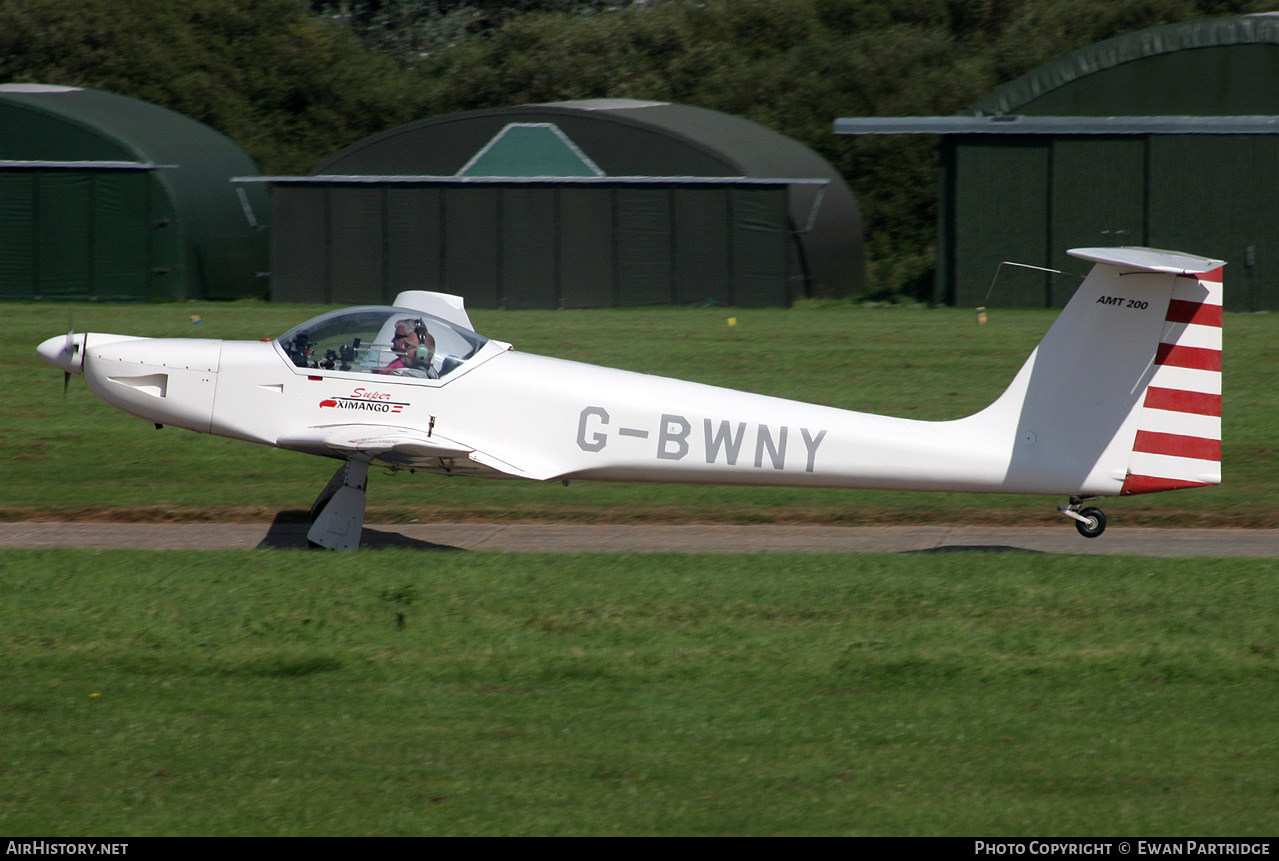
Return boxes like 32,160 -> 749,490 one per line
381,318 -> 438,378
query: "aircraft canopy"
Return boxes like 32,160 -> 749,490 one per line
276,306 -> 489,380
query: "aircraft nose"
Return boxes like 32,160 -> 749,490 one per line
82,337 -> 222,434
36,333 -> 86,375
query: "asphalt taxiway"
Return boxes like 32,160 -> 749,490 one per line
1,521 -> 1277,556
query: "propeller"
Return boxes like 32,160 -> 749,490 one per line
37,316 -> 86,389
63,317 -> 77,394
61,315 -> 83,394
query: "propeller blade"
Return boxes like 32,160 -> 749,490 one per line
63,317 -> 74,395
63,312 -> 82,381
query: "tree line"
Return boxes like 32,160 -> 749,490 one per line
0,0 -> 1268,295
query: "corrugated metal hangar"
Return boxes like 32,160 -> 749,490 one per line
252,100 -> 863,308
838,13 -> 1279,311
0,84 -> 268,301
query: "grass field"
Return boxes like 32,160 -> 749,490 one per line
5,300 -> 1277,527
4,300 -> 1278,835
1,548 -> 1276,836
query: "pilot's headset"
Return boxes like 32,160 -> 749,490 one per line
407,318 -> 434,365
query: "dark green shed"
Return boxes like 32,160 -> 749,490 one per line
0,84 -> 268,301
951,14 -> 1279,311
259,100 -> 861,308
837,14 -> 1279,311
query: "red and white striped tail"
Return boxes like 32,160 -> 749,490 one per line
1121,267 -> 1222,495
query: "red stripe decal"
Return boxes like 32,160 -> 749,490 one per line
1143,387 -> 1221,416
1196,267 -> 1224,283
1165,299 -> 1222,327
1154,343 -> 1221,371
1133,431 -> 1220,461
1121,475 -> 1213,496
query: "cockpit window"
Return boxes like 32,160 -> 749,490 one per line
276,306 -> 488,380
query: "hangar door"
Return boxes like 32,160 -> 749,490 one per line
946,136 -> 1147,308
944,133 -> 1277,311
266,179 -> 806,308
0,165 -> 180,301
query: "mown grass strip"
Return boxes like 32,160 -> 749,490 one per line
1,549 -> 1276,835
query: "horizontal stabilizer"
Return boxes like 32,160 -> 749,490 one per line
1067,247 -> 1225,276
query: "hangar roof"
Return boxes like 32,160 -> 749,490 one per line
969,13 -> 1279,117
0,83 -> 267,299
0,83 -> 256,177
310,99 -> 862,298
834,115 -> 1279,135
315,98 -> 844,182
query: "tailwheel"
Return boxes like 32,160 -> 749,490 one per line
1058,497 -> 1107,538
1074,507 -> 1106,538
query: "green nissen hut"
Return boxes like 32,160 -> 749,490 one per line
0,84 -> 268,301
837,13 -> 1279,311
948,14 -> 1279,311
255,100 -> 862,309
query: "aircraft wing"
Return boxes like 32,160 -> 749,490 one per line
275,424 -> 562,480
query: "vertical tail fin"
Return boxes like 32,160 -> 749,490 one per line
985,247 -> 1224,497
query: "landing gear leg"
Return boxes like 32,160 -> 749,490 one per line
307,459 -> 370,550
1058,497 -> 1106,538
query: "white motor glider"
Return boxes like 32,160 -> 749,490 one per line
38,246 -> 1223,549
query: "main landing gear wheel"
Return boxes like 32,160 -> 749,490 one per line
306,460 -> 370,551
1058,497 -> 1107,538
